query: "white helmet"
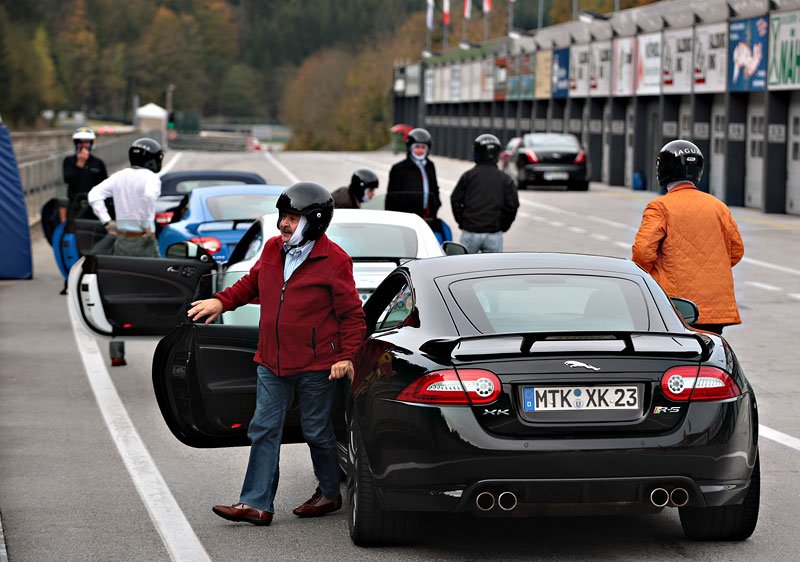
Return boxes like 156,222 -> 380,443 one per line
72,126 -> 96,143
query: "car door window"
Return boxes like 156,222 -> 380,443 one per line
375,283 -> 414,331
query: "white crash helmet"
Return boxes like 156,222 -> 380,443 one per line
72,126 -> 96,145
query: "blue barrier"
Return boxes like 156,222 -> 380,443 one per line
0,125 -> 33,279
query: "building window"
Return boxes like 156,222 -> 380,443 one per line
792,142 -> 799,161
794,116 -> 800,137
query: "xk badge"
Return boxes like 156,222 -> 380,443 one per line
483,408 -> 510,416
564,360 -> 601,371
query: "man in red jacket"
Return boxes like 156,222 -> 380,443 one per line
187,182 -> 366,526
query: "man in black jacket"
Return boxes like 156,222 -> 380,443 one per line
63,127 -> 108,218
331,169 -> 379,209
386,128 -> 440,219
451,134 -> 519,253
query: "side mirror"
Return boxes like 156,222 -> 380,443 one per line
166,241 -> 212,263
671,297 -> 699,325
442,241 -> 468,256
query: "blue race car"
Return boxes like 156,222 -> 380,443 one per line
158,184 -> 285,263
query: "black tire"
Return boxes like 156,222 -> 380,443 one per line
568,181 -> 590,191
347,414 -> 418,546
679,455 -> 760,541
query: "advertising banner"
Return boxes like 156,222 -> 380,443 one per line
494,56 -> 507,101
507,55 -> 520,100
636,32 -> 662,95
729,16 -> 768,92
424,67 -> 434,103
569,44 -> 591,97
552,47 -> 570,98
520,53 -> 534,99
768,10 -> 800,90
481,57 -> 495,101
694,23 -> 728,92
662,28 -> 693,94
589,40 -> 612,97
406,64 -> 421,97
612,37 -> 635,96
450,64 -> 461,102
535,50 -> 553,99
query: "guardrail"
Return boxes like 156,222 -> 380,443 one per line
19,130 -> 161,225
167,133 -> 248,152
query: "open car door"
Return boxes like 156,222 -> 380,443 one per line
152,323 -> 305,448
68,254 -> 216,338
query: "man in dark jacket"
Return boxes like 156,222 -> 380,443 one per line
331,168 -> 379,208
63,127 -> 108,218
386,128 -> 441,218
187,182 -> 366,527
451,134 -> 519,253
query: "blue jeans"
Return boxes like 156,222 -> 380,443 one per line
239,366 -> 339,513
460,231 -> 503,253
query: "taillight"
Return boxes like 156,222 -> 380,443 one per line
525,149 -> 539,163
396,369 -> 501,405
661,366 -> 741,402
574,150 -> 586,164
155,212 -> 174,225
188,236 -> 222,254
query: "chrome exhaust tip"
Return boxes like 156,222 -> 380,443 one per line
670,487 -> 689,507
650,487 -> 669,507
475,491 -> 495,511
497,491 -> 518,511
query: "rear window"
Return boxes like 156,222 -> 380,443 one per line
524,134 -> 580,150
326,223 -> 418,258
450,274 -> 648,333
205,194 -> 280,220
167,179 -> 249,195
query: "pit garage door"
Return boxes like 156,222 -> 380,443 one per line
744,92 -> 765,209
787,91 -> 800,215
709,95 -> 726,199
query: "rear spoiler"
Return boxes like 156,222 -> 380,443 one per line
193,218 -> 257,233
350,257 -> 416,266
420,331 -> 713,362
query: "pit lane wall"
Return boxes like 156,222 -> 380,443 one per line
392,0 -> 800,215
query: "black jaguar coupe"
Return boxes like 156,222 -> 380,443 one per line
148,252 -> 759,546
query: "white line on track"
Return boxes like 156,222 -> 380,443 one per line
67,301 -> 210,561
549,221 -> 565,227
613,241 -> 631,249
744,281 -> 782,292
741,257 -> 800,277
263,150 -> 300,184
158,152 -> 183,176
789,293 -> 800,301
591,233 -> 610,241
760,425 -> 800,452
568,226 -> 588,234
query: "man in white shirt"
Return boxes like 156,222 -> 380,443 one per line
88,138 -> 164,365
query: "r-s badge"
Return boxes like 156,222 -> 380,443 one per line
652,406 -> 681,414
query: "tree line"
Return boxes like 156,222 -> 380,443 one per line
1,0 -> 657,150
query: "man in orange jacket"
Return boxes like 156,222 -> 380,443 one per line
632,140 -> 744,334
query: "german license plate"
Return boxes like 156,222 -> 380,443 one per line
543,172 -> 569,181
522,385 -> 639,412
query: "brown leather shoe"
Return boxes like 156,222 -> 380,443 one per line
292,488 -> 342,518
212,503 -> 273,526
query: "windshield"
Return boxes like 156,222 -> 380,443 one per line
450,274 -> 648,333
326,223 -> 418,258
524,134 -> 580,150
165,179 -> 250,196
205,195 -> 280,220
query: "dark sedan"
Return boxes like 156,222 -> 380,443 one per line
507,133 -> 589,191
69,251 -> 759,547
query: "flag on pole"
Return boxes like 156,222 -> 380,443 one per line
483,0 -> 492,13
463,0 -> 472,20
427,0 -> 434,30
443,0 -> 450,25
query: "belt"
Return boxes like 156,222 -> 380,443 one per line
115,230 -> 154,239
